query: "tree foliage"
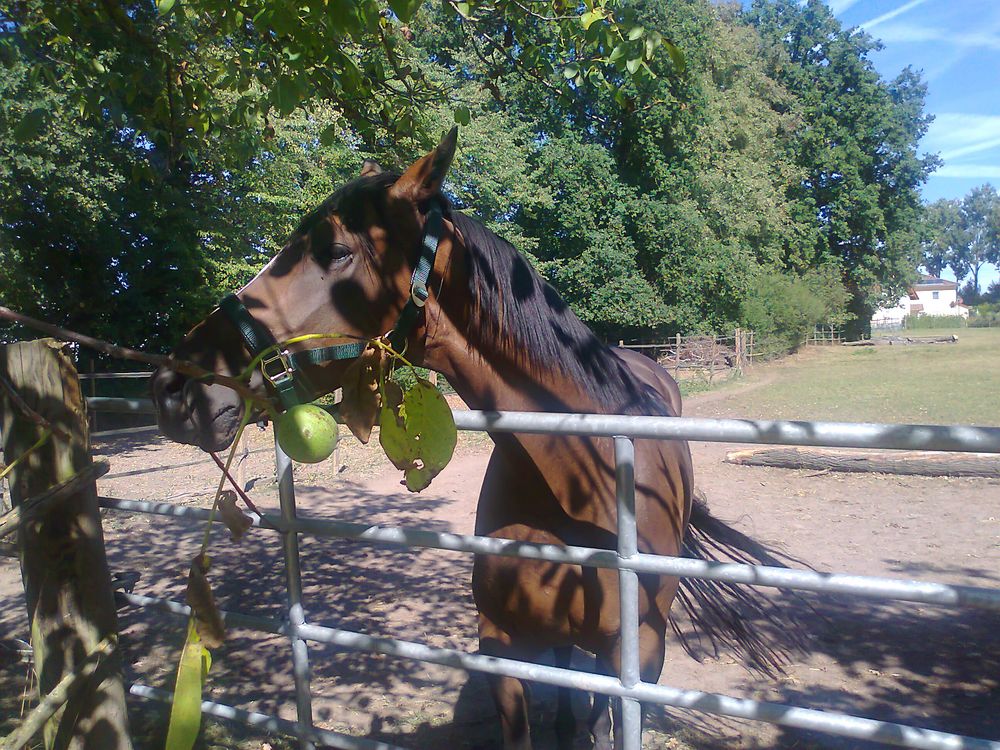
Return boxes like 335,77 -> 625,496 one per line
919,186 -> 1000,304
1,0 -> 938,352
749,0 -> 938,338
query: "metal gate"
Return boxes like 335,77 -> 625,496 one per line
87,398 -> 1000,750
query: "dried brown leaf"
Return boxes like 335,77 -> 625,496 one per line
217,490 -> 252,543
185,554 -> 225,648
340,344 -> 385,443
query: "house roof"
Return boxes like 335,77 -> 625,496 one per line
914,275 -> 958,291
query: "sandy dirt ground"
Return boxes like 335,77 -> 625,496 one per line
2,387 -> 999,749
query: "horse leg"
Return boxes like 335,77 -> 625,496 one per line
554,646 -> 576,750
489,673 -> 532,750
480,617 -> 533,750
588,655 -> 613,750
602,617 -> 668,750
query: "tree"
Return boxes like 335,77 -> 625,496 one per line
2,0 -> 677,164
957,184 -> 1000,296
749,0 -> 938,339
1,0 -> 686,351
0,0 -> 939,353
920,199 -> 969,279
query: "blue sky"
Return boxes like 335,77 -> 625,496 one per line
828,0 -> 1000,286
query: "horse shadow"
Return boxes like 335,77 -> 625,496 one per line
5,472 -> 1000,749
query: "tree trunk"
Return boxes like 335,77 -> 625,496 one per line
0,339 -> 132,750
843,290 -> 873,341
725,447 -> 1000,477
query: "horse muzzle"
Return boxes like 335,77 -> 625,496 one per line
151,366 -> 245,452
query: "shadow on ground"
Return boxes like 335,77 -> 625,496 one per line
3,478 -> 999,749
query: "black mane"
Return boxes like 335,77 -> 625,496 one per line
449,211 -> 667,415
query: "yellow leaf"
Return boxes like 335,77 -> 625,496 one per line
378,377 -> 456,491
165,620 -> 209,750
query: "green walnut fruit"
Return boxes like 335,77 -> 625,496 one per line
275,404 -> 339,463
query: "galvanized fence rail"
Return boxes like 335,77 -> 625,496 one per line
85,397 -> 1000,750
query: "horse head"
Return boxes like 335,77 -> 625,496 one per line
152,128 -> 459,451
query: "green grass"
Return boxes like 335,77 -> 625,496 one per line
699,327 -> 1000,426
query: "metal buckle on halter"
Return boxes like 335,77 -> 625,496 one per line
411,281 -> 428,308
260,350 -> 294,386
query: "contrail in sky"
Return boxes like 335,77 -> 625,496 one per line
860,0 -> 931,30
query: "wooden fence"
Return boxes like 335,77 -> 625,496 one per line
804,326 -> 843,346
80,368 -> 155,434
619,329 -> 754,386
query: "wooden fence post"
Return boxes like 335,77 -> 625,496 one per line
87,359 -> 97,434
674,333 -> 682,380
734,328 -> 744,374
708,336 -> 718,384
0,339 -> 132,750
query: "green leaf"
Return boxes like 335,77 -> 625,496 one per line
454,104 -> 471,126
608,44 -> 626,63
664,40 -> 686,72
272,75 -> 300,116
165,620 -> 210,750
157,0 -> 176,15
379,378 -> 457,492
645,31 -> 662,60
627,25 -> 644,41
626,57 -> 641,75
453,2 -> 471,18
563,63 -> 580,79
580,10 -> 603,30
388,0 -> 421,22
14,109 -> 46,142
319,123 -> 339,146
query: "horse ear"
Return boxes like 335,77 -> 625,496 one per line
390,126 -> 457,203
360,159 -> 383,177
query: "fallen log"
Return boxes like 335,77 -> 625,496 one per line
842,335 -> 958,347
725,447 -> 1000,477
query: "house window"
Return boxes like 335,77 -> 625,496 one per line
932,291 -> 939,299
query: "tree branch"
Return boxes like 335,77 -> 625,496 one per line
0,306 -> 267,409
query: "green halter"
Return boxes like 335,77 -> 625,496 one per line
220,202 -> 445,409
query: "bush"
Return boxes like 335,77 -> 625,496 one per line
903,314 -> 967,330
969,302 -> 1000,328
741,267 -> 849,353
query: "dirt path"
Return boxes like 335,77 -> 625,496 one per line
2,386 -> 999,749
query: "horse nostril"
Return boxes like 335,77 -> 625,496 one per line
153,367 -> 188,403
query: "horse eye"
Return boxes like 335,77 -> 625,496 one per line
314,243 -> 353,268
330,243 -> 352,260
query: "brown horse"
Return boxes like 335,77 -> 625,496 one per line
152,128 -> 788,748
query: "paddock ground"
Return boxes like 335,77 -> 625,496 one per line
2,342 -> 999,749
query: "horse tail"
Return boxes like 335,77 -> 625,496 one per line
672,491 -> 810,677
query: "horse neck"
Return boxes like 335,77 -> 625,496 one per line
423,290 -> 603,415
427,330 -> 595,414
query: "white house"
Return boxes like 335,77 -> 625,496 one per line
871,275 -> 969,328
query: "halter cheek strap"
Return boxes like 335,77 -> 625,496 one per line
219,201 -> 445,409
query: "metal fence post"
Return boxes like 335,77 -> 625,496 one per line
614,436 -> 642,750
275,436 -> 317,750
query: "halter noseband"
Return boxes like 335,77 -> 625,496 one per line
219,201 -> 445,409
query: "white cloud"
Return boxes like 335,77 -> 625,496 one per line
873,22 -> 1000,50
943,137 -> 1000,161
828,0 -> 863,13
924,114 -> 1000,160
859,0 -> 931,30
934,164 -> 1000,178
